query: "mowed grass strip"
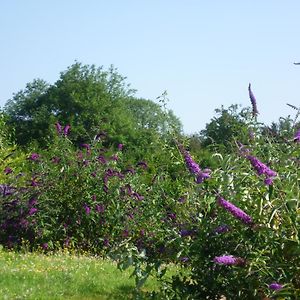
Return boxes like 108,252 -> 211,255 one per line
0,249 -> 160,300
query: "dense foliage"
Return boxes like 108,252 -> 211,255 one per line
1,67 -> 300,299
4,62 -> 181,148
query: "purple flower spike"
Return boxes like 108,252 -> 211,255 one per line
247,155 -> 277,185
84,204 -> 91,215
178,144 -> 211,183
55,122 -> 62,134
213,255 -> 245,266
4,167 -> 13,175
213,224 -> 230,234
217,196 -> 253,225
294,128 -> 300,142
248,83 -> 259,116
28,207 -> 38,215
118,143 -> 123,151
28,153 -> 40,161
269,282 -> 283,291
63,125 -> 71,136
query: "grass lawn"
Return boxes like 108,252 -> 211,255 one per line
0,248 -> 166,299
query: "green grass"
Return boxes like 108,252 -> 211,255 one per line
0,249 -> 165,300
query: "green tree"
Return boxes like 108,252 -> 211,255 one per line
4,62 -> 182,148
199,104 -> 252,153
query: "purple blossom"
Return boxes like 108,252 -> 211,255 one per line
110,154 -> 118,161
31,179 -> 38,187
95,204 -> 105,213
269,282 -> 283,291
28,207 -> 38,215
42,243 -> 49,250
137,161 -> 148,169
63,124 -> 71,136
28,153 -> 40,161
81,144 -> 91,152
196,169 -> 211,183
83,204 -> 91,215
213,224 -> 231,234
28,198 -> 38,207
132,192 -> 144,201
124,167 -> 135,175
97,155 -> 107,164
213,255 -> 245,266
118,143 -> 123,151
248,83 -> 259,116
178,144 -> 211,183
247,155 -> 277,185
91,194 -> 97,201
4,167 -> 13,175
55,122 -> 62,134
294,128 -> 300,142
217,196 -> 253,225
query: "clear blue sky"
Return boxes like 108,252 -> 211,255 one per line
1,1 -> 300,133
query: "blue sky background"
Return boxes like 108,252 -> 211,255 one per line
1,1 -> 300,133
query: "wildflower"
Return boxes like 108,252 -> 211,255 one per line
213,224 -> 231,234
269,282 -> 283,291
132,191 -> 144,201
83,204 -> 91,215
217,196 -> 253,225
95,204 -> 105,213
91,194 -> 97,201
42,243 -> 49,250
81,144 -> 91,154
137,161 -> 148,169
248,83 -> 259,116
213,255 -> 245,266
124,167 -> 135,175
28,153 -> 40,161
196,169 -> 211,183
63,124 -> 71,136
28,207 -> 38,215
110,154 -> 118,161
31,179 -> 38,187
4,167 -> 12,175
247,155 -> 277,185
178,144 -> 211,183
294,128 -> 300,142
97,155 -> 107,164
118,143 -> 123,151
55,122 -> 62,134
28,198 -> 38,207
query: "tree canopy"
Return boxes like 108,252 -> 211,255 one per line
4,62 -> 182,148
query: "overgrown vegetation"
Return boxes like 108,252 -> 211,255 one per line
1,63 -> 300,299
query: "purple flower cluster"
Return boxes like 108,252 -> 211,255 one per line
213,255 -> 245,266
247,155 -> 277,185
269,282 -> 283,291
55,122 -> 71,136
213,224 -> 231,235
178,144 -> 211,183
217,196 -> 253,225
248,83 -> 259,116
294,128 -> 300,142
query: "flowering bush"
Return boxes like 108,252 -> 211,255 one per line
0,98 -> 299,299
